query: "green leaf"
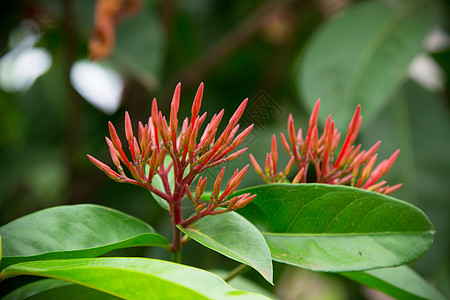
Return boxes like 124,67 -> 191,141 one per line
211,269 -> 277,299
147,163 -> 170,211
298,0 -> 437,127
146,155 -> 190,211
341,266 -> 446,300
1,258 -> 271,300
236,184 -> 434,272
2,279 -> 119,300
112,2 -> 165,90
0,204 -> 169,270
178,212 -> 273,284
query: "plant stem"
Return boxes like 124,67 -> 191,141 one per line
171,246 -> 182,263
169,202 -> 183,263
170,222 -> 182,263
223,264 -> 250,282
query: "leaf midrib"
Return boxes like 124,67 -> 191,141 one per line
262,230 -> 434,237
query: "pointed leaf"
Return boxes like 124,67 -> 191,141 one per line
178,212 -> 273,283
341,266 -> 446,300
0,204 -> 169,270
298,0 -> 437,127
236,184 -> 434,272
1,258 -> 271,300
211,270 -> 277,299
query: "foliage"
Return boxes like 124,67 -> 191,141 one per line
1,0 -> 449,299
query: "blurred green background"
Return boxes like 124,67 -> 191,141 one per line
0,0 -> 449,299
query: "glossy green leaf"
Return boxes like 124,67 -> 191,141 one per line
298,0 -> 437,127
360,81 -> 450,276
0,204 -> 169,270
211,269 -> 277,299
236,184 -> 434,272
28,285 -> 117,300
2,279 -> 119,300
341,266 -> 446,300
1,258 -> 271,300
178,212 -> 273,284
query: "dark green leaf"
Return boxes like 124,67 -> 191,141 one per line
3,279 -> 71,300
359,80 -> 450,293
112,2 -> 165,90
298,0 -> 437,127
0,204 -> 169,270
341,266 -> 446,300
236,184 -> 434,272
179,212 -> 273,283
2,279 -> 119,300
1,258 -> 271,300
211,269 -> 277,299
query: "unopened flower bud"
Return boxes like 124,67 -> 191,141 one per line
225,147 -> 248,162
271,135 -> 278,174
106,137 -> 121,167
108,122 -> 123,150
384,183 -> 403,195
309,98 -> 320,128
250,154 -> 264,178
213,167 -> 225,197
284,157 -> 295,175
234,194 -> 257,209
196,203 -> 207,215
195,177 -> 207,200
87,155 -> 121,181
280,133 -> 291,155
359,154 -> 378,185
185,184 -> 196,205
292,168 -> 305,184
191,82 -> 204,123
227,194 -> 245,211
125,112 -> 134,142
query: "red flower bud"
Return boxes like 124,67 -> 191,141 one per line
87,155 -> 121,181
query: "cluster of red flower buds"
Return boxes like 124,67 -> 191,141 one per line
87,83 -> 256,227
250,99 -> 402,195
180,166 -> 256,226
250,135 -> 301,184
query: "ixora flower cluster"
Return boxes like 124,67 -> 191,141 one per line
250,99 -> 402,195
88,83 -> 402,237
87,83 -> 256,230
